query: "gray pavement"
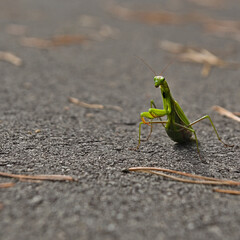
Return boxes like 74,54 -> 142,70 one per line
0,0 -> 240,239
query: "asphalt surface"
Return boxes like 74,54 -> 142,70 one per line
0,0 -> 240,240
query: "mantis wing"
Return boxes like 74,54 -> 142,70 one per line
173,100 -> 191,126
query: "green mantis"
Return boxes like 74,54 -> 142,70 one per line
135,60 -> 233,156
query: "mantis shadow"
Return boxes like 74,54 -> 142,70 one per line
172,140 -> 205,164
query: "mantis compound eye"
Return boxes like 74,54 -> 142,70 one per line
159,76 -> 165,82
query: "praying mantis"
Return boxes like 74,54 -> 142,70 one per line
135,58 -> 233,156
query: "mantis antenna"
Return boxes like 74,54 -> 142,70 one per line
160,58 -> 175,76
135,55 -> 157,76
135,55 -> 175,76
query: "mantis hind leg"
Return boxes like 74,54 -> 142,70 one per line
173,123 -> 201,157
189,115 -> 233,147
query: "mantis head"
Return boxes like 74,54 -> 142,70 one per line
154,76 -> 166,88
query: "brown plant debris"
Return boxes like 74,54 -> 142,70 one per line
160,40 -> 240,77
108,4 -> 223,26
0,203 -> 3,210
203,19 -> 240,42
213,188 -> 240,195
109,4 -> 240,42
19,179 -> 43,183
212,105 -> 240,123
109,4 -> 188,25
127,167 -> 240,185
0,171 -> 75,182
127,167 -> 240,195
69,97 -> 123,111
0,182 -> 15,188
69,97 -> 104,109
21,35 -> 89,49
187,0 -> 225,9
78,15 -> 98,28
0,51 -> 22,66
6,24 -> 27,36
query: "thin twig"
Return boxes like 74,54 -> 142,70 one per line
21,35 -> 89,49
69,97 -> 123,111
0,182 -> 15,188
139,170 -> 239,186
19,179 -> 43,183
127,167 -> 240,190
212,105 -> 240,123
0,171 -> 75,181
233,112 -> 240,116
69,97 -> 104,109
213,105 -> 240,122
128,167 -> 239,184
0,51 -> 22,66
213,188 -> 240,195
104,105 -> 123,112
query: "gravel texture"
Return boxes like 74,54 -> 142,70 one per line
0,0 -> 239,240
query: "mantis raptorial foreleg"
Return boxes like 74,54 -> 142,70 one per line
136,102 -> 168,149
146,100 -> 165,141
